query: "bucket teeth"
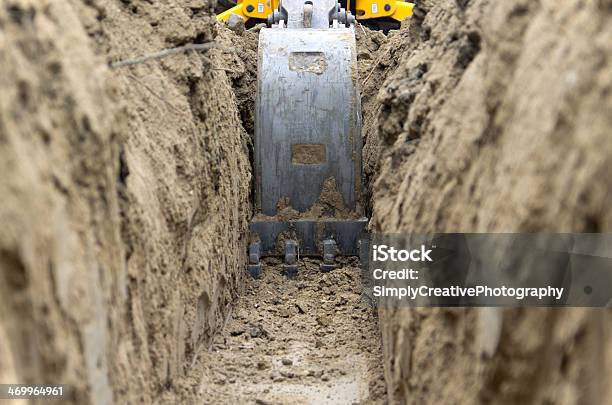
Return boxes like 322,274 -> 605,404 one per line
283,240 -> 299,278
320,239 -> 338,272
248,241 -> 263,279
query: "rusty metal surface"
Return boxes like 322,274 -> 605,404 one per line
255,28 -> 362,216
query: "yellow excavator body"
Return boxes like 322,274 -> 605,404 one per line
217,0 -> 281,22
217,0 -> 414,22
354,0 -> 413,21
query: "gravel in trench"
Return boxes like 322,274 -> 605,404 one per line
196,257 -> 387,404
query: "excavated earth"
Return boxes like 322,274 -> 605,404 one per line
183,258 -> 386,404
0,0 -> 252,403
1,0 -> 612,404
360,1 -> 612,405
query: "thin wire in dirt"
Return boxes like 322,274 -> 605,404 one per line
358,22 -> 367,37
363,51 -> 385,87
109,42 -> 220,69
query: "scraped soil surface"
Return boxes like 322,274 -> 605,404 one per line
195,258 -> 387,404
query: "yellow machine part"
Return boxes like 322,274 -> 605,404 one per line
217,0 -> 280,22
355,0 -> 414,21
217,0 -> 413,22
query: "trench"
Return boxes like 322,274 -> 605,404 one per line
2,1 -> 611,404
183,24 -> 390,405
195,258 -> 386,404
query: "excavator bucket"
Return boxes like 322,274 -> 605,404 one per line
248,0 -> 368,277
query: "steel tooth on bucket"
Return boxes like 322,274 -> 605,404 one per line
320,239 -> 338,272
248,241 -> 263,279
248,0 -> 367,278
283,240 -> 299,278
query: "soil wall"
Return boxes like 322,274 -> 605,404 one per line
363,0 -> 612,404
0,0 -> 251,403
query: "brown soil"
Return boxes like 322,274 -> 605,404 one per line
356,23 -> 413,215
255,177 -> 361,221
215,23 -> 260,136
173,258 -> 387,404
1,0 -> 612,404
364,1 -> 612,404
0,1 -> 251,403
291,143 -> 327,165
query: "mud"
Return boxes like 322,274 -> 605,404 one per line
171,258 -> 387,404
306,177 -> 359,220
288,51 -> 329,75
291,143 -> 327,165
255,177 -> 360,221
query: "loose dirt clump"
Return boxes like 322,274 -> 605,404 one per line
255,177 -> 361,221
356,23 -> 415,214
179,258 -> 387,404
303,177 -> 360,219
214,23 -> 261,136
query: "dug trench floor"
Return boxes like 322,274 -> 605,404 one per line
195,257 -> 387,404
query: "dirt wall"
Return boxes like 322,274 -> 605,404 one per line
363,0 -> 612,404
0,0 -> 251,403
